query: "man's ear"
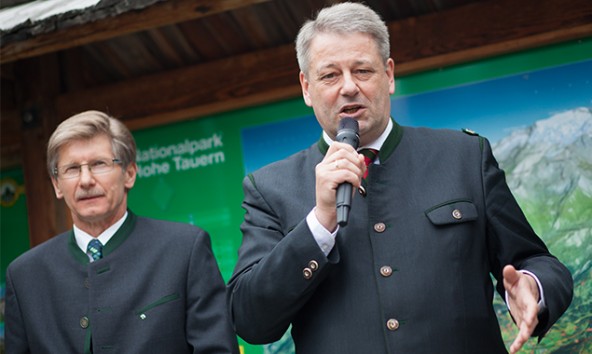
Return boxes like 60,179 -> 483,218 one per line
300,71 -> 313,107
124,163 -> 137,190
51,177 -> 64,199
386,58 -> 395,95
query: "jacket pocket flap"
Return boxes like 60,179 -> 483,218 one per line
425,200 -> 477,225
136,293 -> 180,318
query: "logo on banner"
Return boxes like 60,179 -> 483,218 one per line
1,178 -> 25,207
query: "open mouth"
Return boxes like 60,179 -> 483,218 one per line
341,105 -> 363,115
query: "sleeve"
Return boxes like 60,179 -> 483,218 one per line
185,229 -> 240,354
306,208 -> 338,256
226,175 -> 338,344
4,265 -> 30,354
481,137 -> 573,337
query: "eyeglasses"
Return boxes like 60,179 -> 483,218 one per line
54,158 -> 122,179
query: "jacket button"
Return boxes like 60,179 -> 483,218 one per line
386,318 -> 399,331
303,268 -> 313,279
308,260 -> 319,271
358,185 -> 367,196
80,316 -> 89,329
452,209 -> 462,220
380,266 -> 393,277
374,222 -> 386,233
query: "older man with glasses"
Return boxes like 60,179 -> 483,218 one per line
5,110 -> 239,354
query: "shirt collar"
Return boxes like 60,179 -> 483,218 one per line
323,118 -> 393,151
74,211 -> 128,253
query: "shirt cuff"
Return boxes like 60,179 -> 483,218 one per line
306,208 -> 338,256
505,269 -> 546,311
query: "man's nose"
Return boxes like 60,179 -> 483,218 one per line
340,72 -> 359,96
78,165 -> 95,184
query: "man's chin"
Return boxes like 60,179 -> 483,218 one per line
74,208 -> 108,223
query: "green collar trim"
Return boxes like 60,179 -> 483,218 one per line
68,210 -> 138,265
378,119 -> 403,162
317,136 -> 330,155
69,232 -> 89,264
316,118 -> 403,162
103,210 -> 137,255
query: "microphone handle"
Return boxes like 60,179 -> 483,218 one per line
334,117 -> 359,227
336,183 -> 353,226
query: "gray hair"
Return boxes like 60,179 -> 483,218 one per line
295,2 -> 390,76
47,110 -> 136,177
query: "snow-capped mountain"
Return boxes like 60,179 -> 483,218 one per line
492,107 -> 591,278
494,107 -> 592,199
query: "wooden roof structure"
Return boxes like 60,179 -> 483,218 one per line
1,0 -> 591,245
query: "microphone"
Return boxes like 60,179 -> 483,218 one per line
335,117 -> 359,226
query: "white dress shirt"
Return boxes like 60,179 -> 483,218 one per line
74,211 -> 128,261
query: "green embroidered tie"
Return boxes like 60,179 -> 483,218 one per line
87,239 -> 103,261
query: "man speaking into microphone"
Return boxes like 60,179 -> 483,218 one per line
227,2 -> 572,354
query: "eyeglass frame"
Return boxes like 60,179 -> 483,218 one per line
53,158 -> 122,179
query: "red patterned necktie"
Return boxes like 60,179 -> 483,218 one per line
359,148 -> 379,179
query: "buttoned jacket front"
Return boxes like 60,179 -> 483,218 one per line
6,211 -> 239,354
228,121 -> 573,354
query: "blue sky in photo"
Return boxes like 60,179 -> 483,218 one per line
392,59 -> 592,144
241,115 -> 320,174
242,59 -> 592,173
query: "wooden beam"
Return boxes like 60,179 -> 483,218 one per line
389,0 -> 592,71
56,44 -> 301,129
396,24 -> 592,75
17,55 -> 71,246
0,108 -> 22,169
54,0 -> 592,131
0,0 -> 273,64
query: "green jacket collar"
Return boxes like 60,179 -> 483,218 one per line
68,210 -> 138,265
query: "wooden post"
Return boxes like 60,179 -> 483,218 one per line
16,54 -> 71,247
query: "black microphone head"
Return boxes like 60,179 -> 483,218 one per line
338,117 -> 359,133
336,117 -> 359,149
